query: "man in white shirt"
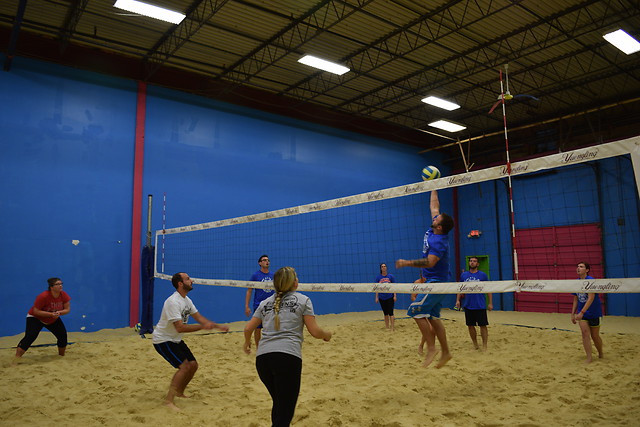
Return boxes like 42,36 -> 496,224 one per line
152,272 -> 229,411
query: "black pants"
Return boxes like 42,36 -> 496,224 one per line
256,352 -> 302,427
17,316 -> 68,351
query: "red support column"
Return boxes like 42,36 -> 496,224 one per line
129,81 -> 147,326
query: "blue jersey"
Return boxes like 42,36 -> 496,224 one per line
459,270 -> 489,310
421,221 -> 450,282
375,274 -> 395,300
250,270 -> 274,309
574,275 -> 602,319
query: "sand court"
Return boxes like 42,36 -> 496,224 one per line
2,309 -> 639,426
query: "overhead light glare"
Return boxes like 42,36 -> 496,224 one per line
603,29 -> 640,55
421,96 -> 460,111
298,55 -> 350,75
428,120 -> 466,133
114,0 -> 185,25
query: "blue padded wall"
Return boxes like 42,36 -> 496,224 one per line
140,86 -> 447,323
0,55 -> 447,336
0,57 -> 137,335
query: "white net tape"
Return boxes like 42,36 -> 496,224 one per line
158,136 -> 639,235
153,274 -> 640,294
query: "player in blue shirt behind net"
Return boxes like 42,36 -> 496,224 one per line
456,256 -> 492,351
245,254 -> 274,348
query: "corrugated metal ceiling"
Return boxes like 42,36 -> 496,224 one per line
1,0 -> 639,165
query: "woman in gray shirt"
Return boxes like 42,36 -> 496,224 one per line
244,266 -> 332,426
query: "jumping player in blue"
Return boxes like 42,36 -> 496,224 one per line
455,256 -> 492,350
245,254 -> 275,348
571,261 -> 603,363
396,189 -> 454,368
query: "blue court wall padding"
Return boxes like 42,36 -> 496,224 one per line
0,55 -> 449,337
141,85 -> 450,322
0,56 -> 137,336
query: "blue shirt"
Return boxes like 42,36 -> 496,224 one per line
375,274 -> 395,300
421,219 -> 450,282
459,270 -> 489,310
574,275 -> 602,319
250,270 -> 274,309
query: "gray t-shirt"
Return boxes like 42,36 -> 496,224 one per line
254,291 -> 315,359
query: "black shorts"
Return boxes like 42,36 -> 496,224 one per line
464,309 -> 488,326
584,317 -> 600,327
379,298 -> 395,316
154,340 -> 196,368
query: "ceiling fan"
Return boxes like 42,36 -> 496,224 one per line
488,64 -> 539,114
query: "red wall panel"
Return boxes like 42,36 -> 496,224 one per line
515,223 -> 605,313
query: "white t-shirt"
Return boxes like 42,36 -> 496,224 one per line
254,291 -> 315,359
152,291 -> 198,344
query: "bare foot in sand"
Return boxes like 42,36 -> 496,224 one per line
165,401 -> 181,411
436,352 -> 452,368
176,394 -> 191,398
422,349 -> 439,367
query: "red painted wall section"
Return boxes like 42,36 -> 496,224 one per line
129,81 -> 147,326
515,223 -> 605,313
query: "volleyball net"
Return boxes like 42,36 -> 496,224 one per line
154,136 -> 640,295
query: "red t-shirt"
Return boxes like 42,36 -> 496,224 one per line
28,290 -> 71,325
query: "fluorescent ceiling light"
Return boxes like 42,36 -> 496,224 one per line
428,120 -> 466,132
298,55 -> 350,75
114,0 -> 185,25
421,96 -> 460,111
603,29 -> 640,54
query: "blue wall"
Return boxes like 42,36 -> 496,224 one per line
0,56 -> 445,336
1,57 -> 137,335
2,55 -> 637,338
140,86 -> 446,322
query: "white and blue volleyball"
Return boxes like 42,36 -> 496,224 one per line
421,165 -> 441,181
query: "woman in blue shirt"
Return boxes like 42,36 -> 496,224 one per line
374,263 -> 397,331
571,261 -> 603,363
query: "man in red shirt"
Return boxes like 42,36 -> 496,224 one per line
15,277 -> 71,358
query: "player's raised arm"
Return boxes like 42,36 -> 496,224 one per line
430,190 -> 440,217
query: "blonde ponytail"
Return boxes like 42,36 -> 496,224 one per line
272,267 -> 298,331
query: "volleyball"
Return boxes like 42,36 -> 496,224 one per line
421,165 -> 441,181
134,322 -> 141,333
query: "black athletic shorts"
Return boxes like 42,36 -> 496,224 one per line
464,309 -> 489,326
154,340 -> 196,368
584,317 -> 600,327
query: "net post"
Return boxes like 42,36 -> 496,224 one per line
146,194 -> 153,248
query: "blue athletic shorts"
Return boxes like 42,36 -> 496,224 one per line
407,293 -> 446,318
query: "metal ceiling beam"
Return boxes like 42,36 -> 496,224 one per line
518,1 -> 640,87
281,0 -> 478,102
340,0 -> 607,118
144,0 -> 230,80
388,59 -> 640,135
386,38 -> 640,132
3,0 -> 27,72
58,0 -> 88,53
214,0 -> 374,90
